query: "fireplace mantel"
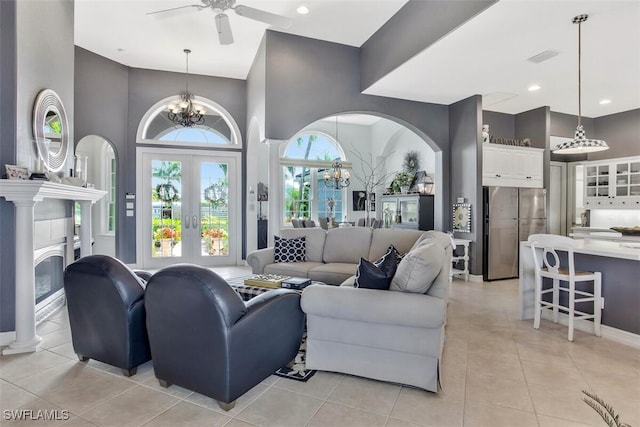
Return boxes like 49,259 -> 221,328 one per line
0,180 -> 106,355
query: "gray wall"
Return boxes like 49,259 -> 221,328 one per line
258,30 -> 452,229
450,95 -> 483,275
360,0 -> 497,91
515,107 -> 550,188
592,109 -> 640,160
1,0 -> 74,333
0,0 -> 17,334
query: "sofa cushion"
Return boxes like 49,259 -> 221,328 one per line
390,242 -> 446,294
323,227 -> 372,264
354,250 -> 397,290
264,261 -> 325,278
274,235 -> 306,263
368,229 -> 425,261
308,263 -> 357,286
280,228 -> 327,262
376,245 -> 404,266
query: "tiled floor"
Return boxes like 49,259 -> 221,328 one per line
1,267 -> 638,427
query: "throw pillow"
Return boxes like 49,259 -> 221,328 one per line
390,242 -> 445,293
354,249 -> 398,290
375,245 -> 404,266
274,235 -> 306,263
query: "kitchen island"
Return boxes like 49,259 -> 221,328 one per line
519,238 -> 640,346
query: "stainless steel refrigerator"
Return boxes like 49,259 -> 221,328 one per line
483,187 -> 547,281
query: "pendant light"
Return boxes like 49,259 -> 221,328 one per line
553,14 -> 608,154
166,49 -> 206,127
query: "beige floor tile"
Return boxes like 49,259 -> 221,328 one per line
260,375 -> 280,386
521,359 -> 589,390
141,376 -> 195,400
0,350 -> 72,382
14,363 -> 137,415
60,417 -> 99,426
1,398 -> 74,427
185,382 -> 269,418
465,372 -> 534,412
327,375 -> 401,416
141,400 -> 231,427
36,319 -> 68,335
528,383 -> 605,425
536,414 -> 594,427
80,385 -> 179,427
390,387 -> 463,427
39,329 -> 73,350
307,401 -> 387,427
0,379 -> 40,411
465,351 -> 525,383
223,419 -> 259,427
515,341 -> 576,367
385,418 -> 423,427
274,371 -> 343,400
463,399 -> 538,427
235,386 -> 323,427
47,342 -> 80,361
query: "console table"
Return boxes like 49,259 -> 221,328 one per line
451,238 -> 471,281
0,181 -> 105,355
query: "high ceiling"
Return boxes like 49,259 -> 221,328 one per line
75,0 -> 640,119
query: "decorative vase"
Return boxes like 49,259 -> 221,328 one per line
160,239 -> 172,256
208,238 -> 224,255
401,185 -> 409,194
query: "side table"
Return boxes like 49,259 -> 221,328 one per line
451,238 -> 471,281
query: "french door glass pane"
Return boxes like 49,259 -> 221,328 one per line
201,162 -> 229,257
151,160 -> 182,258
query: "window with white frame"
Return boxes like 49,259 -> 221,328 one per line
281,134 -> 347,224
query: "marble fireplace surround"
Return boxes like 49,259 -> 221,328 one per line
0,181 -> 105,355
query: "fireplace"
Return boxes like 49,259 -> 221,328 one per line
34,243 -> 67,324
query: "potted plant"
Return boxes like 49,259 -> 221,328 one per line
394,172 -> 414,193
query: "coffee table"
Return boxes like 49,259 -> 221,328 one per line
226,275 -> 325,301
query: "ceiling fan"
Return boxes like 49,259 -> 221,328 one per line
147,0 -> 293,45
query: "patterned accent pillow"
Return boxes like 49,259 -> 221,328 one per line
274,235 -> 306,263
375,245 -> 404,266
354,249 -> 398,290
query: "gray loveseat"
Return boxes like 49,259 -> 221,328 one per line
246,227 -> 431,285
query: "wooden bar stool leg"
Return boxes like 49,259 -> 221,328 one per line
594,272 -> 602,337
552,278 -> 560,323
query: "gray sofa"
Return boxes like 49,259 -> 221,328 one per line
247,228 -> 452,392
246,227 -> 431,285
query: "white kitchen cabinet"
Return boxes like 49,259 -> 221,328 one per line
482,144 -> 544,188
584,156 -> 640,208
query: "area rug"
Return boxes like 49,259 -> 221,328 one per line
274,332 -> 316,382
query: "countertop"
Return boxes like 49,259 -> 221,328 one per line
523,238 -> 640,261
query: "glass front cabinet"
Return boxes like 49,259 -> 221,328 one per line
584,156 -> 640,208
380,194 -> 434,230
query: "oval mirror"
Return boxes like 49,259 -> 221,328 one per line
32,89 -> 70,172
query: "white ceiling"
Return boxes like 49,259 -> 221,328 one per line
75,0 -> 640,118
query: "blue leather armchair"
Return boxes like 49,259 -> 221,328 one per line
144,264 -> 304,410
63,255 -> 152,376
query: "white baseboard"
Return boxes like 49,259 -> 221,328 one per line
541,311 -> 640,349
0,331 -> 16,347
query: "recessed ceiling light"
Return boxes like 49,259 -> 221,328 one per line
528,84 -> 541,92
599,99 -> 611,105
296,5 -> 309,15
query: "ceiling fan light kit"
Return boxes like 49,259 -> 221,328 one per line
167,49 -> 206,128
553,14 -> 609,155
148,0 -> 292,45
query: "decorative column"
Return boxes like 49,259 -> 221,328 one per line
3,200 -> 41,355
0,181 -> 105,355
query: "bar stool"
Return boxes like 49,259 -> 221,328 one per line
527,234 -> 602,341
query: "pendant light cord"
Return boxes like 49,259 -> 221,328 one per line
184,48 -> 191,93
577,19 -> 582,127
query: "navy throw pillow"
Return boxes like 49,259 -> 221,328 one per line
354,249 -> 398,290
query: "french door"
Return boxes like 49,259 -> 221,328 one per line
138,148 -> 241,268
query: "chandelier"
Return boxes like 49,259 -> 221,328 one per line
166,49 -> 206,128
324,161 -> 350,189
553,14 -> 608,154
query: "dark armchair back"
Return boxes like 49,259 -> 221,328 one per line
64,255 -> 151,375
145,264 -> 305,407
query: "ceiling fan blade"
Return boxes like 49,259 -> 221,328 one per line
234,5 -> 292,29
215,13 -> 234,45
146,4 -> 203,18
